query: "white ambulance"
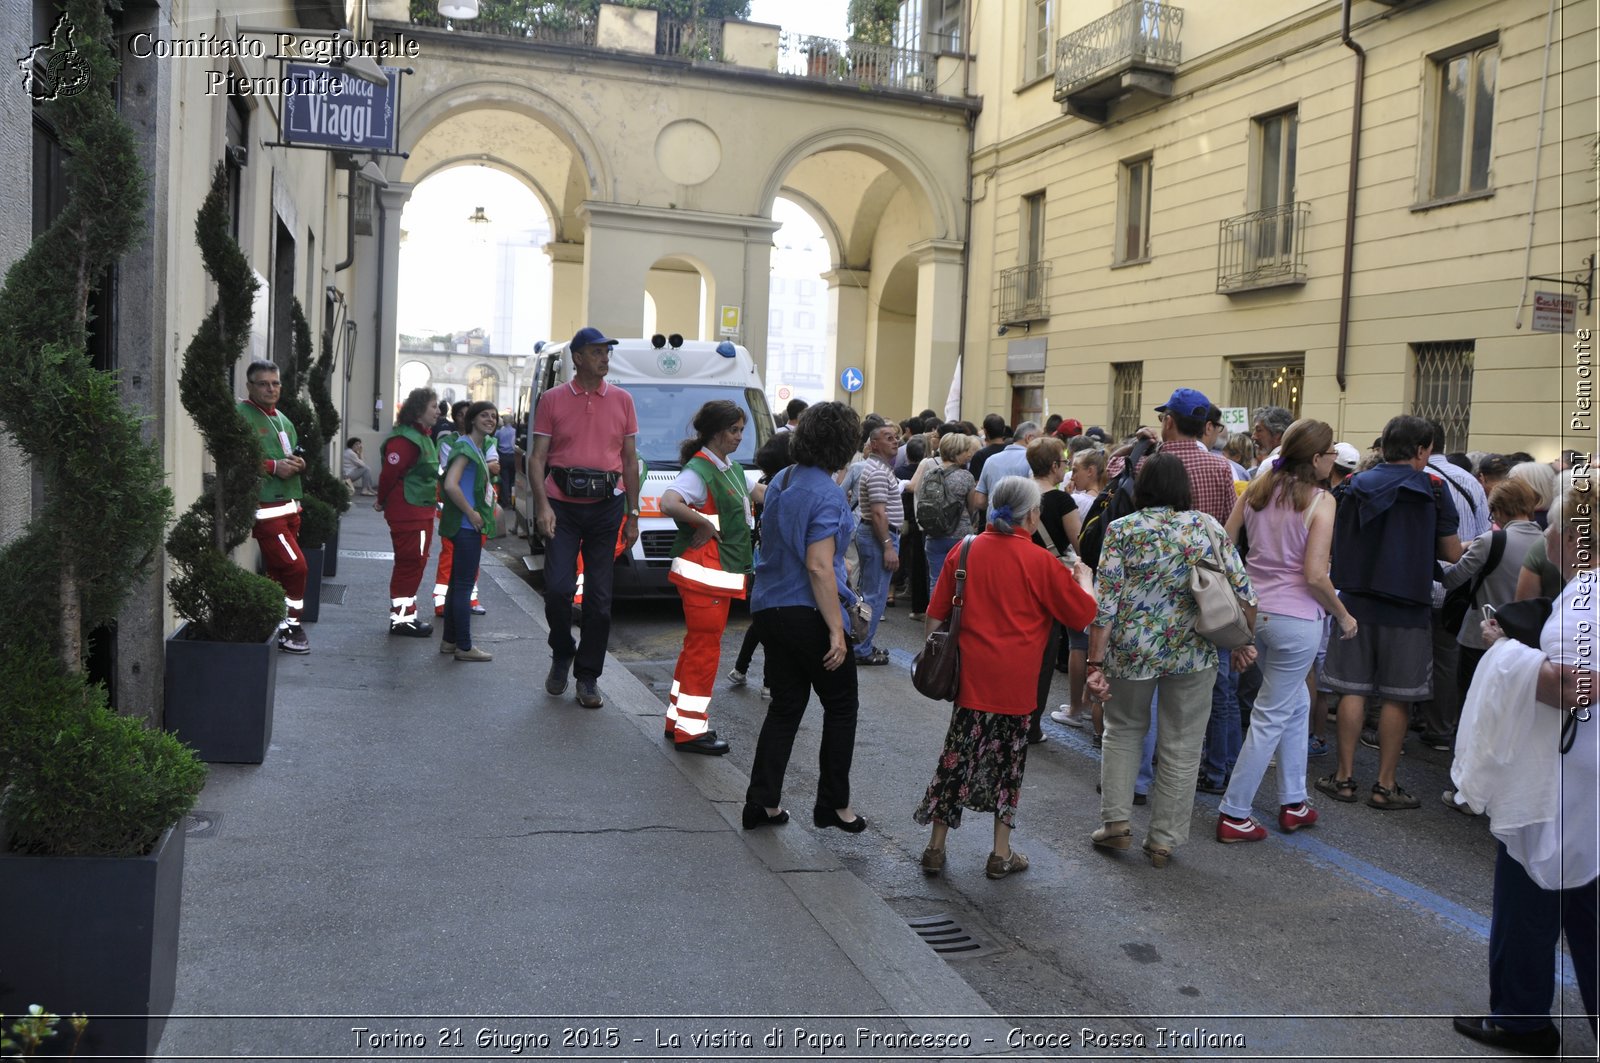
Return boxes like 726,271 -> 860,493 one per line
512,334 -> 774,596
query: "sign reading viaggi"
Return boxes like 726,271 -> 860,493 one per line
280,63 -> 399,153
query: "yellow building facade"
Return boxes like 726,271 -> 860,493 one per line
961,0 -> 1597,458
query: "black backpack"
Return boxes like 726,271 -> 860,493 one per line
1077,439 -> 1154,570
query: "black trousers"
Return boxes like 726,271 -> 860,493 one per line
542,494 -> 623,681
746,607 -> 859,811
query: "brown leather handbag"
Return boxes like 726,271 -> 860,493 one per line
911,536 -> 973,701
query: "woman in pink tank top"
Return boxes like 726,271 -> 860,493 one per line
1215,419 -> 1358,844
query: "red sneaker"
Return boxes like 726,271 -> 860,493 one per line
1216,813 -> 1267,843
1278,802 -> 1319,833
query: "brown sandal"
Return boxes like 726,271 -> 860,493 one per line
1091,824 -> 1133,851
1315,774 -> 1359,803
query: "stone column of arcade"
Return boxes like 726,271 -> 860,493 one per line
909,239 -> 965,417
544,240 -> 585,347
349,180 -> 411,435
824,267 -> 870,405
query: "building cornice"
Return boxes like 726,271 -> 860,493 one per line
579,201 -> 782,242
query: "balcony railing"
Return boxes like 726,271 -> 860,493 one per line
999,262 -> 1052,323
777,33 -> 936,93
657,17 -> 724,61
1216,203 -> 1309,294
411,9 -> 597,47
1053,1 -> 1182,122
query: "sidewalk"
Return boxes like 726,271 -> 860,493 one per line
157,504 -> 1009,1061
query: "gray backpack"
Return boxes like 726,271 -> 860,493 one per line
915,465 -> 963,538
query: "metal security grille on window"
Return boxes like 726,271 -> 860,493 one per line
1231,360 -> 1304,419
1112,362 -> 1143,442
1412,342 -> 1474,451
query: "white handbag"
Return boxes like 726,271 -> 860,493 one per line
1190,519 -> 1254,649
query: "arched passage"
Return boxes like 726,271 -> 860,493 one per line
645,254 -> 713,340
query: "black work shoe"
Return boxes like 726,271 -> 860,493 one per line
675,731 -> 731,756
1452,1016 -> 1560,1056
277,626 -> 310,654
545,657 -> 572,696
575,680 -> 603,709
389,620 -> 432,637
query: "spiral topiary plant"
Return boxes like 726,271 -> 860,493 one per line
276,298 -> 348,550
0,0 -> 203,858
163,165 -> 285,644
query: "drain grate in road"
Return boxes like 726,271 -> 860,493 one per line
320,583 -> 347,606
907,912 -> 1001,960
185,810 -> 221,839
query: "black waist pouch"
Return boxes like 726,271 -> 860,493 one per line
551,466 -> 619,499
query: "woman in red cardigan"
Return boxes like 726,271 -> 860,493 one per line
913,475 -> 1098,879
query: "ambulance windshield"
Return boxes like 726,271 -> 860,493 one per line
629,384 -> 772,471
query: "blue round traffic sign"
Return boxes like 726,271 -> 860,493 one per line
840,367 -> 864,393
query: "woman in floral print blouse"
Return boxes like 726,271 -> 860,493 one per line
1085,453 -> 1256,868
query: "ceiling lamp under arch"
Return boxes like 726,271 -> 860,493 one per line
437,0 -> 479,19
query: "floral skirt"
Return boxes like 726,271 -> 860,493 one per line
912,707 -> 1030,829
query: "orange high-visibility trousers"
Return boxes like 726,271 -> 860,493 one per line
666,589 -> 731,742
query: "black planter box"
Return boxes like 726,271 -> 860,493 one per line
164,622 -> 277,764
300,546 -> 324,623
323,518 -> 339,577
0,825 -> 186,1061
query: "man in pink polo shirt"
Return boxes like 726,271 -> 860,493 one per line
527,327 -> 642,708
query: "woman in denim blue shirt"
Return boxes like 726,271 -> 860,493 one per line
743,402 -> 870,834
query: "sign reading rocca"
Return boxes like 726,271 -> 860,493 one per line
280,64 -> 400,154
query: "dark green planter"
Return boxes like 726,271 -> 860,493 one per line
323,518 -> 339,577
163,622 -> 277,764
0,824 -> 186,1061
299,546 -> 324,623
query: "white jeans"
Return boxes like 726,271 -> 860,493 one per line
1219,613 -> 1323,820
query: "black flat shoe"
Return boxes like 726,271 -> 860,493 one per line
545,657 -> 572,696
812,806 -> 867,833
741,803 -> 789,830
675,732 -> 730,756
1452,1016 -> 1560,1056
389,620 -> 433,637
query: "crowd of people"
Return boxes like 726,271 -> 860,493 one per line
241,331 -> 1594,1054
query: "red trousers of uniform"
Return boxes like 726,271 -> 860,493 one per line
667,588 -> 732,742
253,510 -> 308,623
388,521 -> 433,625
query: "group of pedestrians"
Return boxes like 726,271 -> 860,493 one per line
241,340 -> 1593,1053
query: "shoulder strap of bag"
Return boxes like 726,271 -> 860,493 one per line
947,535 -> 974,644
1464,530 -> 1506,604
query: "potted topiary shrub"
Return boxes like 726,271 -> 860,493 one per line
275,298 -> 351,620
308,305 -> 347,578
0,0 -> 204,1056
162,165 -> 288,765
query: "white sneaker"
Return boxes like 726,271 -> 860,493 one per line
1050,706 -> 1087,728
727,668 -> 747,687
760,686 -> 771,699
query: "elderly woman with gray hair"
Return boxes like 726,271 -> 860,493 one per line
913,476 -> 1097,880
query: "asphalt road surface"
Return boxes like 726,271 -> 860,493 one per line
487,534 -> 1597,1062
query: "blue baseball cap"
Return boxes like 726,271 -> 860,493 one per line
1155,387 -> 1211,418
570,326 -> 619,350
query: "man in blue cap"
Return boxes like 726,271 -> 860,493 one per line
527,327 -> 642,709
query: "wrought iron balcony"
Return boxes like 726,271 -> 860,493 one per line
657,17 -> 724,61
1053,1 -> 1182,123
999,262 -> 1051,323
411,9 -> 597,47
777,33 -> 937,93
1216,203 -> 1309,295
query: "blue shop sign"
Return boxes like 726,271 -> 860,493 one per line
280,62 -> 399,153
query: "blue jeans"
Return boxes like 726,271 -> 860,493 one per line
1201,646 -> 1241,786
441,525 -> 484,651
1219,613 -> 1322,819
853,526 -> 897,656
1134,692 -> 1158,796
925,535 -> 960,594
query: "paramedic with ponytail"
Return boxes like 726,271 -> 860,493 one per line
659,400 -> 759,755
